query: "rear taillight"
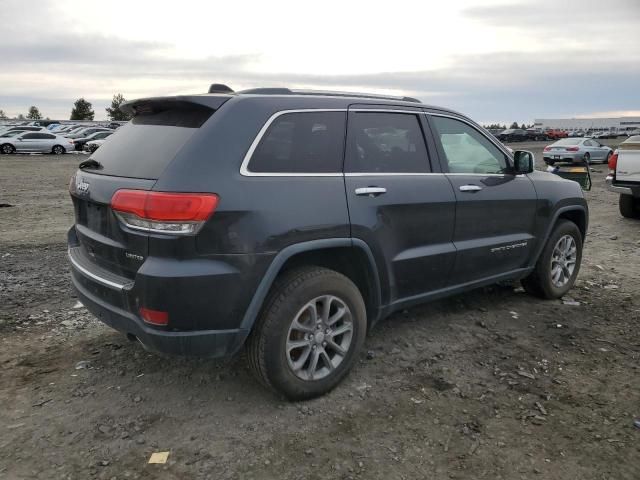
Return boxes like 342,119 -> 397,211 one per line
139,307 -> 169,326
543,146 -> 551,152
566,147 -> 579,152
608,150 -> 618,175
111,190 -> 219,235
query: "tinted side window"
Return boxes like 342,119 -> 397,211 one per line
345,112 -> 429,173
430,116 -> 508,174
249,112 -> 346,173
43,133 -> 56,139
22,133 -> 37,139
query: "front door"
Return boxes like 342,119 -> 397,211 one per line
427,114 -> 538,285
15,133 -> 43,151
344,108 -> 457,306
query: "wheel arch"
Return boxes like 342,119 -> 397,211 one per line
531,206 -> 588,266
239,239 -> 382,334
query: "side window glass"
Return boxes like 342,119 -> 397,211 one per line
22,133 -> 37,139
430,116 -> 508,174
44,134 -> 55,139
345,112 -> 430,173
249,112 -> 346,173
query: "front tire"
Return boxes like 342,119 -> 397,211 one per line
52,145 -> 65,155
247,266 -> 367,400
619,194 -> 640,219
1,144 -> 15,154
522,220 -> 583,299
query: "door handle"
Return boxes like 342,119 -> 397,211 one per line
459,185 -> 482,192
355,187 -> 387,197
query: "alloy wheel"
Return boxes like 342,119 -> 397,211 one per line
285,295 -> 353,381
550,234 -> 577,288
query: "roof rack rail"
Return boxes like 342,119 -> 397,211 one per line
235,87 -> 421,103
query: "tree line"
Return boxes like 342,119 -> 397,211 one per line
0,94 -> 133,122
484,122 -> 535,130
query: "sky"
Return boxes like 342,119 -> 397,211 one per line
0,0 -> 639,124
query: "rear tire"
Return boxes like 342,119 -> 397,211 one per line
619,194 -> 640,219
247,266 -> 367,400
1,144 -> 15,154
583,152 -> 590,164
522,219 -> 583,299
52,145 -> 65,155
605,151 -> 612,165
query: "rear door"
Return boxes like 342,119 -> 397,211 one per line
344,107 -> 457,305
427,114 -> 538,285
16,132 -> 42,151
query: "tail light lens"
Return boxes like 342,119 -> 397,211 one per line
608,150 -> 618,174
543,146 -> 551,152
566,147 -> 579,152
139,307 -> 169,326
111,190 -> 219,235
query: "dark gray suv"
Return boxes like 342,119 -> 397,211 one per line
67,87 -> 588,399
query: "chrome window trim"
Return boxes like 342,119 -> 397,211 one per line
68,249 -> 127,290
345,172 -> 440,177
240,109 -> 347,177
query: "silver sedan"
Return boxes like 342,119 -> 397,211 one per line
0,131 -> 74,154
543,138 -> 613,165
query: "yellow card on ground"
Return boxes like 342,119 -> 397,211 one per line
148,451 -> 170,464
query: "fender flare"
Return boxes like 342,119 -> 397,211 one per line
238,238 -> 382,331
531,205 -> 588,266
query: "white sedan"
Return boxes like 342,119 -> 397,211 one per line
0,131 -> 75,154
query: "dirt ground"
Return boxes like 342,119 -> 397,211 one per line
1,142 -> 638,480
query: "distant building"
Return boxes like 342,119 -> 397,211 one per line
533,117 -> 640,133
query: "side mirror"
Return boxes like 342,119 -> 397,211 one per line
513,150 -> 534,174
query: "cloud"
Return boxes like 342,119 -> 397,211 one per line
1,0 -> 638,122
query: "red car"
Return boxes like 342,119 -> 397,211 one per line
545,129 -> 569,140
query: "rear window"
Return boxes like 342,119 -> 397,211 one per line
554,138 -> 581,145
89,104 -> 214,179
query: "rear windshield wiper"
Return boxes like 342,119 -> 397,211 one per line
79,158 -> 103,170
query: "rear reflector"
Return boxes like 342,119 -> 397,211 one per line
111,190 -> 219,235
566,147 -> 579,152
139,307 -> 169,326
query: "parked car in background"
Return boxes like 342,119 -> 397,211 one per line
66,127 -> 112,140
545,129 -> 568,140
497,128 -> 528,142
487,128 -> 504,138
606,135 -> 640,218
67,87 -> 588,399
568,130 -> 585,137
84,138 -> 108,153
0,126 -> 44,135
525,128 -> 548,141
543,138 -> 613,165
73,131 -> 114,151
0,131 -> 74,154
594,131 -> 617,139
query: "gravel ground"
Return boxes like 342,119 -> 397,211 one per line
0,142 -> 639,480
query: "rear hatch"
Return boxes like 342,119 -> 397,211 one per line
616,136 -> 640,183
69,96 -> 229,279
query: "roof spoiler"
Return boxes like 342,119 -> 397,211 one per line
120,95 -> 232,116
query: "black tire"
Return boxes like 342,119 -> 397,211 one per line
605,151 -> 612,165
521,219 -> 583,299
247,266 -> 367,400
52,145 -> 65,155
583,152 -> 590,164
545,160 -> 555,166
1,143 -> 15,154
619,194 -> 640,219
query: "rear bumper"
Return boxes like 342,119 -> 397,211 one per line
543,153 -> 584,163
71,272 -> 248,357
67,225 -> 271,357
606,176 -> 639,197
